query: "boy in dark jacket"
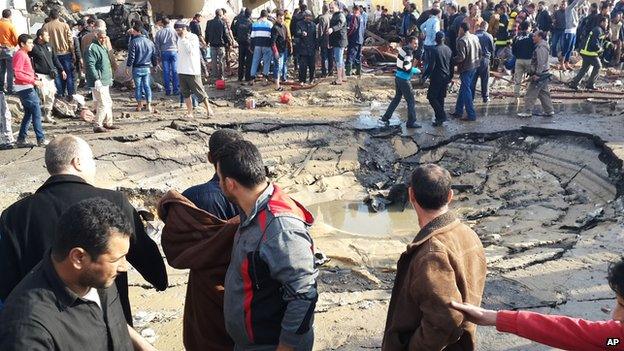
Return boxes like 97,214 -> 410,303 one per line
346,5 -> 363,76
271,10 -> 288,91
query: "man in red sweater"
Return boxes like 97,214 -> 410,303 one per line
13,34 -> 47,147
451,259 -> 624,350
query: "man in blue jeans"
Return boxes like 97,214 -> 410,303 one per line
380,36 -> 421,129
42,9 -> 74,99
450,22 -> 481,121
155,17 -> 179,95
250,10 -> 273,85
126,22 -> 157,113
472,21 -> 494,103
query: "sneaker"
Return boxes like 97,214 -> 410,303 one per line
15,138 -> 27,147
37,139 -> 49,147
585,85 -> 597,91
543,111 -> 555,117
93,126 -> 108,133
432,120 -> 446,127
0,142 -> 15,150
517,112 -> 532,118
448,112 -> 462,119
103,124 -> 120,130
405,122 -> 422,129
483,97 -> 490,103
379,118 -> 390,127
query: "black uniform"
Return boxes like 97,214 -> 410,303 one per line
424,43 -> 453,123
295,20 -> 318,83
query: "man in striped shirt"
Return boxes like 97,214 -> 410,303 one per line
249,10 -> 273,85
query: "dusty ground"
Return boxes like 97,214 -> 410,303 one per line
2,70 -> 624,350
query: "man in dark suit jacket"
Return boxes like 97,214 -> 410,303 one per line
0,135 -> 168,325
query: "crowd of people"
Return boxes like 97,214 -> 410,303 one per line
0,1 -> 624,350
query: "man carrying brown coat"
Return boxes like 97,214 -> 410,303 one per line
382,164 -> 487,351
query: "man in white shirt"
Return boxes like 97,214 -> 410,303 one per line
174,20 -> 214,119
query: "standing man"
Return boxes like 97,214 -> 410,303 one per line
0,199 -> 158,350
328,1 -> 348,85
295,10 -> 317,84
43,9 -> 74,100
0,135 -> 168,324
425,31 -> 452,127
562,0 -> 586,70
206,9 -> 231,83
551,0 -> 567,63
518,31 -> 554,118
346,5 -> 362,76
13,34 -> 47,147
249,10 -> 273,84
231,8 -> 253,83
568,15 -> 613,90
380,36 -> 421,129
28,28 -> 67,123
0,9 -> 17,94
492,4 -> 510,54
175,21 -> 214,119
318,5 -> 333,78
472,21 -> 494,103
189,13 -> 209,79
216,140 -> 318,351
382,164 -> 487,351
511,21 -> 534,104
29,28 -> 65,124
610,12 -> 623,67
420,8 -> 442,78
154,17 -> 179,96
450,22 -> 481,122
126,22 -> 157,113
85,29 -> 115,133
271,10 -> 288,91
536,1 -> 553,33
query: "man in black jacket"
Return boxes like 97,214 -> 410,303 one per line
231,8 -> 253,83
206,9 -> 231,82
29,28 -> 65,124
295,10 -> 317,84
424,31 -> 452,127
0,135 -> 168,325
271,10 -> 288,91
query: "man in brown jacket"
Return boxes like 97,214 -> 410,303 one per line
42,9 -> 75,98
382,164 -> 487,351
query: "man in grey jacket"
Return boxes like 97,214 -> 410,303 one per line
450,22 -> 481,121
518,31 -> 554,118
215,140 -> 318,351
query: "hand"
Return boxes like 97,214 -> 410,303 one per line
33,80 -> 42,87
450,301 -> 497,326
61,71 -> 67,80
275,53 -> 280,60
303,31 -> 307,36
327,28 -> 333,34
125,68 -> 131,77
275,345 -> 294,351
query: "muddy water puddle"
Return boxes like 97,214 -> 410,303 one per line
309,200 -> 418,238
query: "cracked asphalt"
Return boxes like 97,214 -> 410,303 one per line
1,75 -> 624,350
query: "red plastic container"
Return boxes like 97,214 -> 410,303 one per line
215,80 -> 226,90
280,92 -> 292,104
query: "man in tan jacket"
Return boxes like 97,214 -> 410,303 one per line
42,9 -> 74,99
382,164 -> 487,351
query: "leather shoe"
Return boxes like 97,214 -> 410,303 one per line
93,126 -> 108,133
103,124 -> 120,130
